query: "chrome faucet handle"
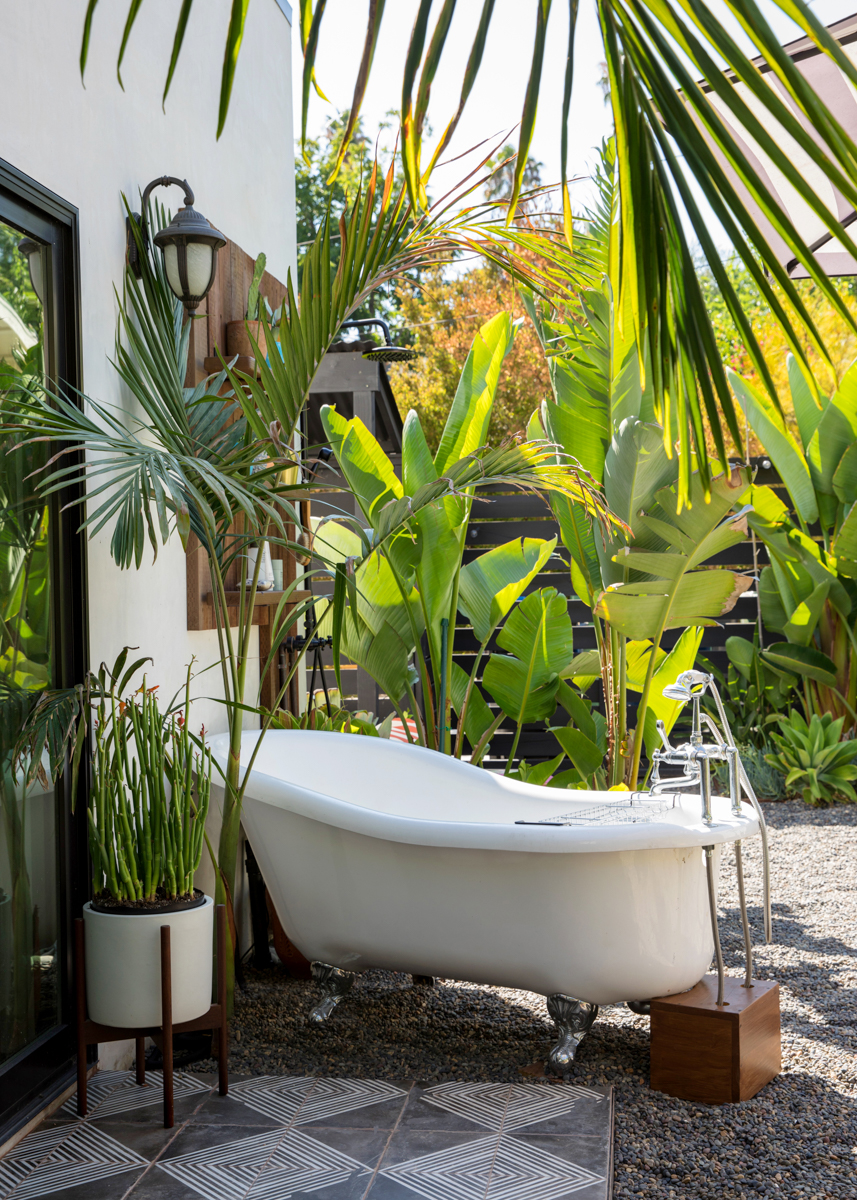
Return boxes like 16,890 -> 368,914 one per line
656,719 -> 672,751
662,669 -> 712,746
678,669 -> 712,695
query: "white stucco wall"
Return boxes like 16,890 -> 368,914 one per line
4,0 -> 296,731
4,0 -> 296,1072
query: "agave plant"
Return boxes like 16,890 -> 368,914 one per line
729,362 -> 857,732
766,711 -> 857,806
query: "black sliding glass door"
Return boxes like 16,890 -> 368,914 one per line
0,160 -> 87,1136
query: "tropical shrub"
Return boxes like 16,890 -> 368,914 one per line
265,691 -> 394,738
87,656 -> 211,906
730,359 -> 857,731
316,312 -> 620,780
714,741 -> 788,803
766,711 -> 857,805
524,147 -> 753,787
704,635 -> 797,749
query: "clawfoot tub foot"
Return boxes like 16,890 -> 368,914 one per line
545,995 -> 599,1077
309,962 -> 355,1024
626,999 -> 651,1016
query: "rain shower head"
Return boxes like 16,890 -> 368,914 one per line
361,344 -> 418,362
340,318 -> 418,363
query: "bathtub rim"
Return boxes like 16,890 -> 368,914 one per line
211,731 -> 760,854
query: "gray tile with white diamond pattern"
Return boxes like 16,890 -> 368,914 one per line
0,1070 -> 611,1200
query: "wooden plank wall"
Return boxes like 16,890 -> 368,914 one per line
308,459 -> 785,770
185,241 -> 287,387
183,241 -> 304,711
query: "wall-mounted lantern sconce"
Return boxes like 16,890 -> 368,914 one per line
127,176 -> 226,311
17,237 -> 45,306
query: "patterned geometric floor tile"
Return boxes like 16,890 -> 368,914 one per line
61,1070 -> 209,1119
225,1077 -> 316,1127
417,1084 -> 511,1132
247,1129 -> 372,1198
420,1082 -> 604,1134
380,1133 -> 604,1200
295,1078 -> 407,1126
0,1122 -> 147,1200
229,1075 -> 407,1128
498,1084 -> 605,1134
158,1127 -> 371,1200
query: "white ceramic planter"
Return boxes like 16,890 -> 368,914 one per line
83,896 -> 213,1027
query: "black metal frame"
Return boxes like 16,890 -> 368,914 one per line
0,158 -> 89,1139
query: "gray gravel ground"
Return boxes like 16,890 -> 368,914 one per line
197,801 -> 856,1199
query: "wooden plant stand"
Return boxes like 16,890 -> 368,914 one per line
75,903 -> 229,1128
650,974 -> 781,1105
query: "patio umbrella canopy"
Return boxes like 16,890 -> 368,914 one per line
692,13 -> 857,278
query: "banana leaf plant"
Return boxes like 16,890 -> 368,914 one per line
523,148 -> 753,788
729,360 -> 857,730
313,312 -> 624,777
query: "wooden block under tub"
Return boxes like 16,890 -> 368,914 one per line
649,975 -> 781,1105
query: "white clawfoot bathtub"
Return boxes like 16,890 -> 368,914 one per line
212,731 -> 760,1012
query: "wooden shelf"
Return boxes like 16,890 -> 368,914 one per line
210,589 -> 313,607
204,355 -> 256,376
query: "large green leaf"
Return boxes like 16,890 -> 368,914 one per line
320,407 -> 402,526
595,572 -> 751,641
599,417 -> 678,584
458,537 -> 556,645
782,580 -> 830,648
482,589 -> 573,724
787,354 -> 827,454
762,642 -> 838,688
832,443 -> 857,507
313,520 -> 422,654
595,467 -> 752,640
551,724 -> 604,779
641,626 -> 704,757
448,662 -> 495,751
806,366 -> 857,500
833,502 -> 857,579
401,410 -> 438,495
434,313 -> 516,475
729,369 -> 818,525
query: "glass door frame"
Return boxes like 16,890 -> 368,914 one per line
0,158 -> 89,1136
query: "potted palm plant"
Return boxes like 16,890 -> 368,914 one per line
81,656 -> 213,1028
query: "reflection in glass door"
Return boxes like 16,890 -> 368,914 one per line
0,218 -> 59,1066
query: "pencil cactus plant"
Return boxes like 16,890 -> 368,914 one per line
87,656 -> 211,905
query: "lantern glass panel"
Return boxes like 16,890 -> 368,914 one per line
163,241 -> 214,301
